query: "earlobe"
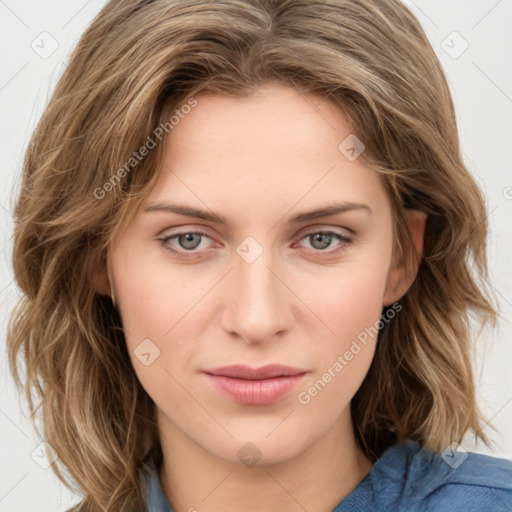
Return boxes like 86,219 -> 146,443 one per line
383,209 -> 427,306
90,253 -> 113,297
91,267 -> 111,296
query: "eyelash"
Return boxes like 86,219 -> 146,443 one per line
157,229 -> 353,258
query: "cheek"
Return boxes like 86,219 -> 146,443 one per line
111,253 -> 197,406
300,240 -> 392,403
110,242 -> 211,397
296,271 -> 389,419
111,240 -> 192,344
313,248 -> 391,350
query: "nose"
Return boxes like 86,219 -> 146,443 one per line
220,243 -> 294,345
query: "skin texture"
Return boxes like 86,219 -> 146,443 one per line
94,83 -> 426,512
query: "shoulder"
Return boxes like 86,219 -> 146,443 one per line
369,440 -> 512,512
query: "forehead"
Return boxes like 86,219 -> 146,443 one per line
144,84 -> 389,226
167,83 -> 351,160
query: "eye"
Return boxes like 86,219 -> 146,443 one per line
296,230 -> 353,255
157,228 -> 353,258
158,230 -> 212,255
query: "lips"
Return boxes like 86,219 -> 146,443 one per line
201,364 -> 308,405
203,364 -> 307,380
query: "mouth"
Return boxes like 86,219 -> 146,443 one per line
201,364 -> 308,405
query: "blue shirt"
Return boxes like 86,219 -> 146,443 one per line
140,440 -> 512,511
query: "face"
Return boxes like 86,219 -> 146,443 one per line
107,83 -> 406,465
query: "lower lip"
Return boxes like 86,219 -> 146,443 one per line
203,373 -> 307,405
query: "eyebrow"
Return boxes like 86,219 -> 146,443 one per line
144,201 -> 372,225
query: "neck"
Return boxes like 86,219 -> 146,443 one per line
157,409 -> 373,512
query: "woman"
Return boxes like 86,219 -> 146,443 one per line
7,0 -> 512,510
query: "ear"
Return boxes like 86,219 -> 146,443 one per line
382,209 -> 427,306
90,254 -> 112,297
91,268 -> 111,296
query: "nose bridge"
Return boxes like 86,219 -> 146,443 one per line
222,235 -> 291,343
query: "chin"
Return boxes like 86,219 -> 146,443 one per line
200,428 -> 314,467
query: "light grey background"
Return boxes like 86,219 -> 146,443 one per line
1,1 -> 511,510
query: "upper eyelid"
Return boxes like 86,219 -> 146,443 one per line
158,227 -> 353,248
157,225 -> 355,238
158,223 -> 354,237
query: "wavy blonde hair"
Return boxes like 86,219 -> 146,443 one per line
7,0 -> 497,510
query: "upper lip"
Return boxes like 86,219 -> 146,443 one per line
202,364 -> 307,380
